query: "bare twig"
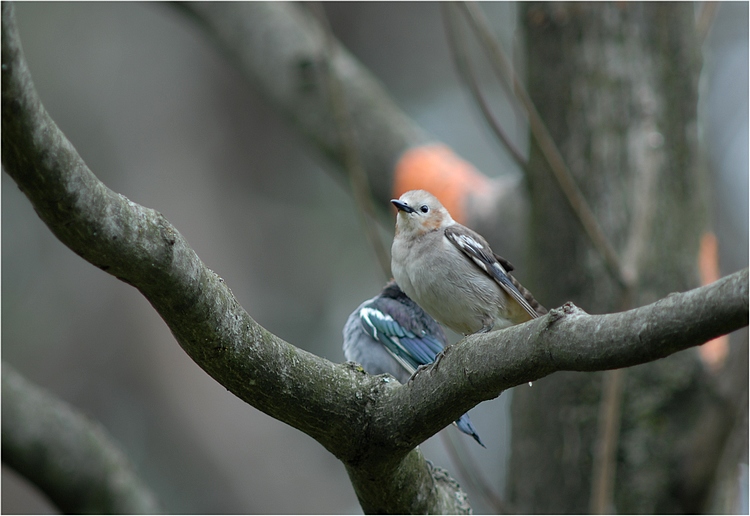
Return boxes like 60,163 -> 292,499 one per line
307,3 -> 392,280
696,1 -> 720,44
589,368 -> 625,514
440,430 -> 509,513
443,9 -> 637,509
441,3 -> 527,170
455,1 -> 630,291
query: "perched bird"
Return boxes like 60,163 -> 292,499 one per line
343,281 -> 485,447
391,189 -> 546,336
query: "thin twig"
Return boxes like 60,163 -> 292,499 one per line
307,3 -> 392,280
456,1 -> 630,291
440,429 -> 509,514
696,1 -> 720,44
448,5 -> 643,512
589,368 -> 625,514
441,3 -> 527,170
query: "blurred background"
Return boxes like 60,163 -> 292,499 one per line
2,3 -> 747,514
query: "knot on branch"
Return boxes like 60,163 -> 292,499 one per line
547,301 -> 587,323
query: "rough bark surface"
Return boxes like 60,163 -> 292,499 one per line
511,3 -> 727,514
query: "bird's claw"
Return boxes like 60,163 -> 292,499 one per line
409,349 -> 447,384
408,362 -> 432,383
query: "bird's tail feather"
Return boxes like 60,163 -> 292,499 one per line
454,413 -> 485,448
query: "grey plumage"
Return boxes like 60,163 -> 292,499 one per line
343,281 -> 485,446
391,189 -> 545,335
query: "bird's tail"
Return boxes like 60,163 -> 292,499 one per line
454,413 -> 485,448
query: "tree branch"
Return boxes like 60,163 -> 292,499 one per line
1,0 -> 361,468
372,270 -> 748,452
2,3 -> 747,513
1,4 -> 467,512
457,1 -> 630,291
2,363 -> 161,514
177,1 -> 532,255
178,1 -> 431,204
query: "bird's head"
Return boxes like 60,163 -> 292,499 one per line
391,190 -> 454,236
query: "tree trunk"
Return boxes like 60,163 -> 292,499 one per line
509,3 -> 723,513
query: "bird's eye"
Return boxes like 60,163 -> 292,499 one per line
420,205 -> 429,213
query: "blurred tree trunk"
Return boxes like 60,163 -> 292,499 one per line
508,3 -> 732,513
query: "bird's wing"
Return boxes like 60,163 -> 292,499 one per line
444,225 -> 540,319
359,299 -> 445,375
493,253 -> 515,272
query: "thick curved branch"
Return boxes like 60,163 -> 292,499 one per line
1,4 -> 466,513
2,363 -> 161,514
1,0 -> 362,463
372,269 -> 748,453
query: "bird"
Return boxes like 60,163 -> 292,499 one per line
343,280 -> 485,447
390,189 -> 546,336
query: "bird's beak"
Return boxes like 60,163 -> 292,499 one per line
391,199 -> 416,213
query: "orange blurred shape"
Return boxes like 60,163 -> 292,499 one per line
697,231 -> 729,372
393,144 -> 491,224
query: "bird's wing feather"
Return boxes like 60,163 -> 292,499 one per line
493,253 -> 514,272
359,301 -> 445,375
444,225 -> 539,319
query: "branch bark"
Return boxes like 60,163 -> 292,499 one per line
1,4 -> 467,513
2,363 -> 161,514
376,272 -> 748,451
2,3 -> 747,513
